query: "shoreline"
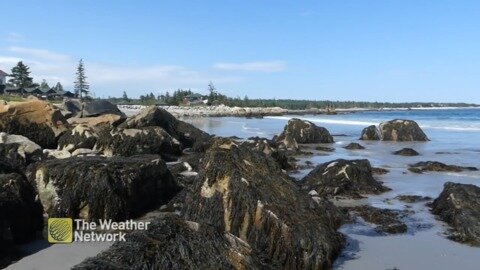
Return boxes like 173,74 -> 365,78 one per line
118,104 -> 480,118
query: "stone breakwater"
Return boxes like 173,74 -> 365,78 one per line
118,104 -> 326,117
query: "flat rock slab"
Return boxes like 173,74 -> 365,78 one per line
409,161 -> 478,174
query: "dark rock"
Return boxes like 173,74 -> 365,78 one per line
276,118 -> 334,144
301,159 -> 390,198
0,100 -> 69,148
57,124 -> 98,152
119,106 -> 211,149
0,144 -> 26,174
343,142 -> 365,150
242,137 -> 295,170
395,195 -> 432,203
393,148 -> 419,156
360,119 -> 429,141
315,146 -> 335,152
27,155 -> 180,221
82,100 -> 126,118
346,205 -> 408,234
0,173 -> 43,268
181,139 -> 345,269
431,182 -> 480,245
73,215 -> 276,270
408,161 -> 478,174
372,167 -> 390,175
94,127 -> 183,159
360,125 -> 380,140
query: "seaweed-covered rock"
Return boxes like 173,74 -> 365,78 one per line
119,106 -> 210,148
0,100 -> 69,148
361,120 -> 429,141
315,146 -> 335,152
343,142 -> 365,150
57,124 -> 98,152
27,155 -> 180,221
408,161 -> 478,174
276,118 -> 334,144
301,159 -> 390,198
0,173 -> 43,268
0,144 -> 26,174
181,139 -> 345,269
242,137 -> 295,170
395,195 -> 432,203
393,148 -> 419,156
431,182 -> 480,245
73,215 -> 275,270
0,173 -> 43,243
360,125 -> 380,140
94,127 -> 183,159
346,205 -> 408,234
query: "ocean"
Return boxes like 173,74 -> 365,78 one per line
184,108 -> 480,270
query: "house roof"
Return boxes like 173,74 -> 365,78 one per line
0,70 -> 8,77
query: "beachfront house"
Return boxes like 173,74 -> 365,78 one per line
3,85 -> 75,99
183,93 -> 207,105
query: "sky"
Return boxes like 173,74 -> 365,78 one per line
1,0 -> 480,103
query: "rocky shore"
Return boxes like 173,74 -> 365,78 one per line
118,104 -> 331,117
1,98 -> 480,269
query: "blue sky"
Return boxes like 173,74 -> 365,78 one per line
1,0 -> 480,102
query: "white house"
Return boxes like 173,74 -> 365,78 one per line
0,69 -> 7,85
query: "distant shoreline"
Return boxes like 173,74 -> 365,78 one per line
118,104 -> 479,118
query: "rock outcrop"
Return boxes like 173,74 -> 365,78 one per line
431,182 -> 480,246
73,215 -> 275,269
67,114 -> 125,132
181,139 -> 345,269
343,142 -> 365,150
0,100 -> 69,148
94,127 -> 183,160
346,205 -> 408,234
393,148 -> 419,156
242,137 -> 295,170
275,118 -> 334,144
360,119 -> 429,141
301,159 -> 390,198
408,161 -> 478,174
27,155 -> 180,221
0,133 -> 44,172
119,106 -> 210,148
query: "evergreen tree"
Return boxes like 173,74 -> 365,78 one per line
8,61 -> 34,94
122,91 -> 130,102
40,79 -> 49,89
74,59 -> 90,99
54,82 -> 64,92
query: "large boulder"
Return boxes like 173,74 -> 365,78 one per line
119,106 -> 211,148
360,119 -> 429,141
242,137 -> 295,170
393,148 -> 419,156
67,114 -> 125,132
94,127 -> 183,159
431,182 -> 480,246
74,215 -> 275,269
275,118 -> 334,144
60,99 -> 126,119
0,100 -> 69,148
301,159 -> 390,198
0,133 -> 44,173
181,139 -> 345,269
27,155 -> 180,221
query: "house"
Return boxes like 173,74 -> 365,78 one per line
3,85 -> 75,99
0,69 -> 7,85
183,93 -> 207,105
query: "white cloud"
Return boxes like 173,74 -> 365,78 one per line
213,61 -> 287,73
0,46 -> 243,96
6,33 -> 24,42
8,46 -> 71,62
